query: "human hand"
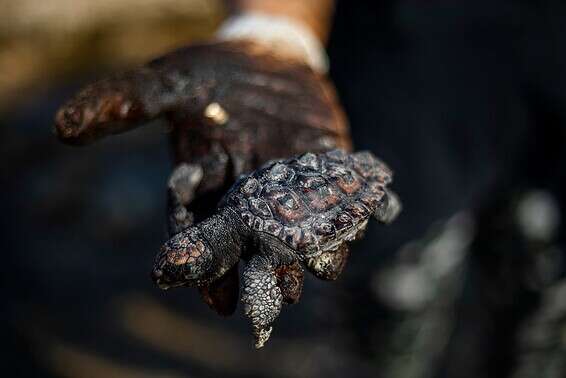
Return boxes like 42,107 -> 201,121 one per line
54,38 -> 350,316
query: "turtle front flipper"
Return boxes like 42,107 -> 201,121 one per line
242,255 -> 284,349
199,263 -> 240,316
306,243 -> 350,281
373,189 -> 402,224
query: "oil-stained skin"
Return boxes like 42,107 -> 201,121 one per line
54,40 -> 350,180
53,40 -> 352,317
54,40 -> 350,210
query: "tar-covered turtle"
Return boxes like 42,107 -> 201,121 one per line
53,41 -> 350,316
152,149 -> 401,348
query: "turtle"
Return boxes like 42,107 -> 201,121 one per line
53,40 -> 350,316
151,149 -> 401,348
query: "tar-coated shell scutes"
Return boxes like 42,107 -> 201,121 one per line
220,149 -> 393,258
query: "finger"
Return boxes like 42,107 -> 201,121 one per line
54,69 -> 150,145
54,45 -> 210,145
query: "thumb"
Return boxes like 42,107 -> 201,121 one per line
54,48 -> 206,145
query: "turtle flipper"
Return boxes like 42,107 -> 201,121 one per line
306,243 -> 350,281
242,255 -> 283,348
373,189 -> 402,224
199,263 -> 240,316
167,189 -> 194,236
275,261 -> 304,304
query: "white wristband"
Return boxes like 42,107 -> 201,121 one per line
216,12 -> 329,73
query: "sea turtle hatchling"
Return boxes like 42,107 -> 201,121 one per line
151,149 -> 401,348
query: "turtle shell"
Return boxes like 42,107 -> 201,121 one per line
220,149 -> 393,258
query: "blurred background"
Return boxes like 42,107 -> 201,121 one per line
2,1 -> 566,377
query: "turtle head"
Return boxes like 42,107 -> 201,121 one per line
151,227 -> 214,289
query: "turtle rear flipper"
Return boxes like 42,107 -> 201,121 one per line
306,243 -> 350,281
275,260 -> 304,304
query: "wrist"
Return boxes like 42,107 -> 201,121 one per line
216,11 -> 329,73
